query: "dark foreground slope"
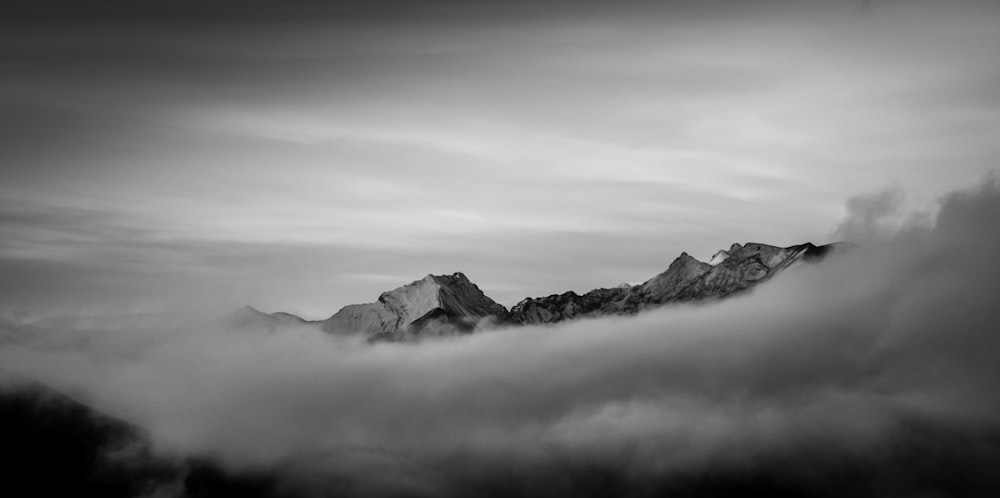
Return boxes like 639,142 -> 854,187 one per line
0,376 -> 284,498
8,375 -> 996,498
0,378 -> 167,497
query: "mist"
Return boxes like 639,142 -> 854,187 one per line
2,178 -> 1000,497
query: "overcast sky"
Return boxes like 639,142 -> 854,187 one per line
1,0 -> 998,318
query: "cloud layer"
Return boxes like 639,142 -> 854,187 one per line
2,178 -> 999,496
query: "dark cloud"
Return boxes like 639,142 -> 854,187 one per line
2,178 -> 1000,496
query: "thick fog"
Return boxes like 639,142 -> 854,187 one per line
2,178 -> 1000,497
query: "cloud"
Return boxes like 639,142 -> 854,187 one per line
833,186 -> 908,243
3,0 -> 1000,321
2,177 -> 1000,496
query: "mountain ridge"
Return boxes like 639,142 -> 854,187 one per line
235,241 -> 851,340
321,272 -> 508,340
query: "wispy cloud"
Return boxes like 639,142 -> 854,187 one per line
1,0 -> 998,316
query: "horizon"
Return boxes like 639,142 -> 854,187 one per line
246,239 -> 842,319
2,0 -> 999,319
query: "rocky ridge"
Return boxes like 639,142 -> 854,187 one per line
508,242 -> 848,325
321,272 -> 507,341
237,242 -> 848,340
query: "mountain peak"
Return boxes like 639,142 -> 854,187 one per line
638,251 -> 713,302
325,272 -> 507,338
230,305 -> 309,332
671,251 -> 702,265
508,241 -> 845,325
231,305 -> 272,322
709,249 -> 730,266
235,241 -> 848,338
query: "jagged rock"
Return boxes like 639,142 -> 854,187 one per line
670,242 -> 813,301
508,287 -> 630,325
506,251 -> 712,324
709,243 -> 743,266
232,241 -> 849,339
635,252 -> 714,303
321,272 -> 508,339
708,249 -> 730,265
506,242 -> 846,325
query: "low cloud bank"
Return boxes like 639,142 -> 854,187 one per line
3,178 -> 1000,497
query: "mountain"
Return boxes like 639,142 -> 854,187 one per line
236,241 -> 848,340
0,374 -> 285,498
507,242 -> 848,325
321,272 -> 508,341
667,242 -> 837,302
231,305 -> 315,332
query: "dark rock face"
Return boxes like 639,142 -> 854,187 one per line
507,242 -> 844,325
508,286 -> 631,325
627,251 -> 715,307
670,242 -> 809,302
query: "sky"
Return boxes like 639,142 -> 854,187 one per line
1,0 -> 999,318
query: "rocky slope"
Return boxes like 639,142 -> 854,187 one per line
507,242 -> 848,325
237,241 -> 849,340
321,272 -> 508,341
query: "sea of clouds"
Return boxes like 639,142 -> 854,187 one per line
2,178 -> 999,497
